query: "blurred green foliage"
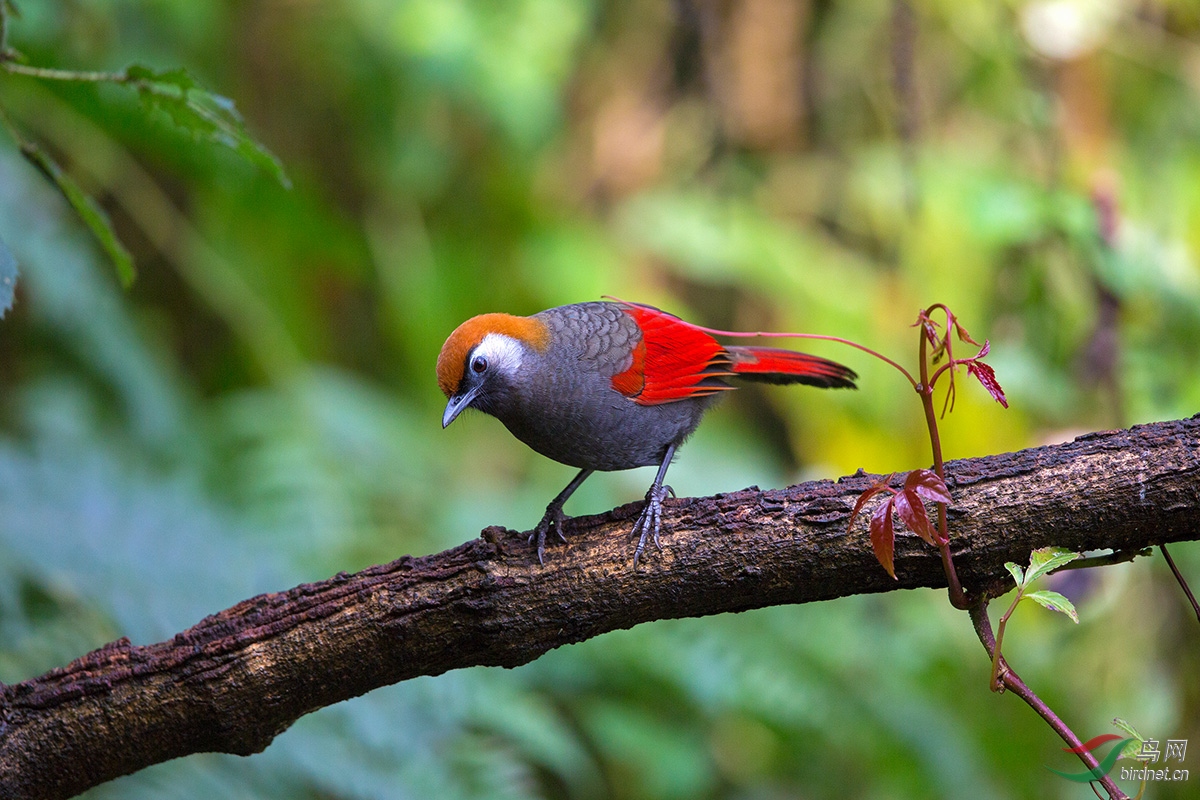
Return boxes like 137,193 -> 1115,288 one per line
1,1 -> 1198,798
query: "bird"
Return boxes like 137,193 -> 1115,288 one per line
437,300 -> 857,566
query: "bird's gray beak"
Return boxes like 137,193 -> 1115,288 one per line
442,386 -> 480,429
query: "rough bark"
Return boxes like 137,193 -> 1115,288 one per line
2,416 -> 1198,799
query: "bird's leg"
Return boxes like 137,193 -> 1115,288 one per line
530,468 -> 593,564
632,443 -> 677,568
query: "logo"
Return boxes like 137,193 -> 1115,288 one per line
1047,735 -> 1135,783
1048,732 -> 1190,787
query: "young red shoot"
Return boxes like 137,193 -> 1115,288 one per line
917,307 -> 1007,416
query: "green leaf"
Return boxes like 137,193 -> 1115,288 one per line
18,142 -> 136,287
1004,561 -> 1025,588
123,64 -> 291,188
1111,717 -> 1143,739
125,64 -> 196,93
1112,718 -> 1146,759
1025,546 -> 1080,584
1022,590 -> 1079,623
0,234 -> 16,317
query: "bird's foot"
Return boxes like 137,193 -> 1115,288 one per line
631,483 -> 675,568
529,503 -> 570,564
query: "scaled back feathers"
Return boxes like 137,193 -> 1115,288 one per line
437,313 -> 550,397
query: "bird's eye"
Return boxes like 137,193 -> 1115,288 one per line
471,355 -> 488,374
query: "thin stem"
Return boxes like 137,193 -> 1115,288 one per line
1131,772 -> 1148,800
1160,543 -> 1200,625
917,324 -> 940,477
970,601 -> 1129,800
1060,547 -> 1152,571
0,101 -> 24,147
938,371 -> 956,417
744,333 -> 912,388
916,310 -> 968,608
989,591 -> 1022,689
1,62 -> 127,83
724,331 -> 919,387
928,359 -> 956,387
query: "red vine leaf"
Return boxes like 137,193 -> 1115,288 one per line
847,474 -> 895,533
870,498 -> 897,579
915,311 -> 942,354
894,488 -> 937,545
966,357 -> 1008,408
904,469 -> 952,505
954,318 -> 981,346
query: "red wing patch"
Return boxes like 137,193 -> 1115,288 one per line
610,338 -> 646,396
616,304 -> 734,405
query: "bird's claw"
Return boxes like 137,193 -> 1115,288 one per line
529,504 -> 569,564
632,483 -> 673,568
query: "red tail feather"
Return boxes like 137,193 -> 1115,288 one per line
727,346 -> 857,389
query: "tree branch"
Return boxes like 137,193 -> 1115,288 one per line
2,416 -> 1198,799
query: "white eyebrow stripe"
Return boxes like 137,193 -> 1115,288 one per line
473,333 -> 525,374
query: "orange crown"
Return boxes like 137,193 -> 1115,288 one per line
436,313 -> 550,396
